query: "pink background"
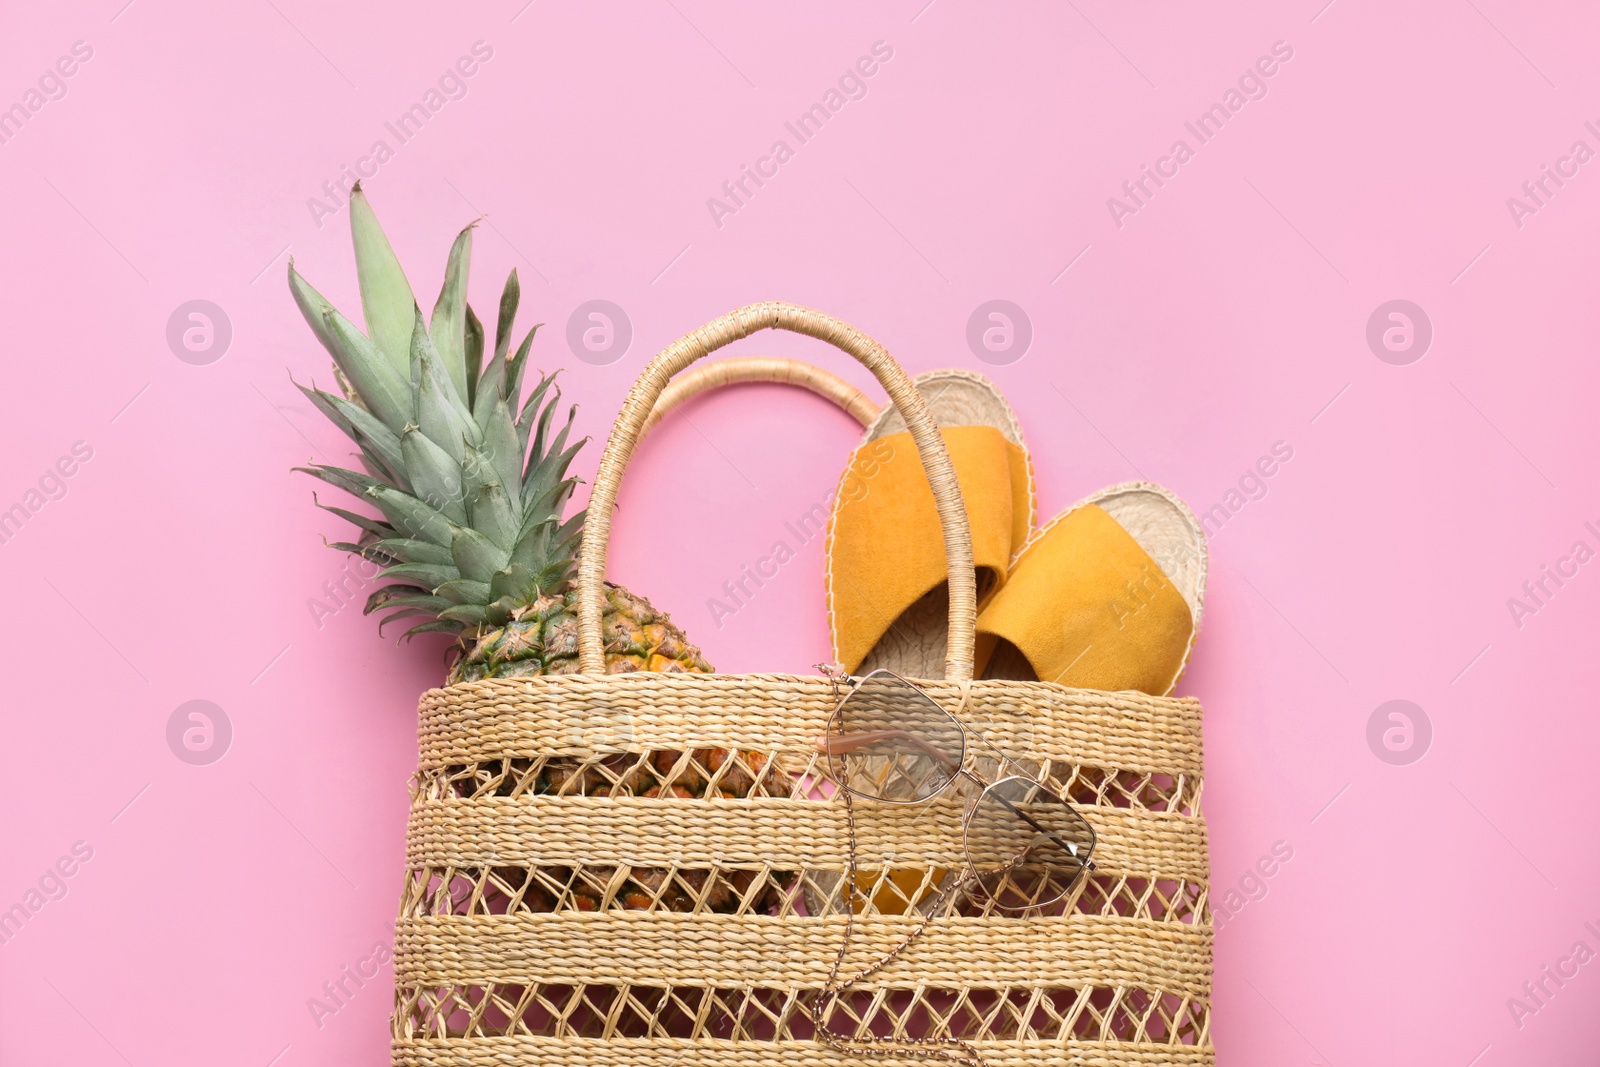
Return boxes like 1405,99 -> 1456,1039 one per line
2,1 -> 1598,1063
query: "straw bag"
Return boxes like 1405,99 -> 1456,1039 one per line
392,303 -> 1213,1065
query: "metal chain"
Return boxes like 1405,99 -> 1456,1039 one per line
808,664 -> 995,1067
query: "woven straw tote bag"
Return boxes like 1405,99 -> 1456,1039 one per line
392,302 -> 1213,1065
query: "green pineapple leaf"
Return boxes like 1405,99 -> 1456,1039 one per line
366,589 -> 452,615
379,562 -> 461,590
450,524 -> 512,583
365,484 -> 454,547
468,483 -> 519,551
400,619 -> 467,640
474,273 -> 520,423
505,324 -> 540,415
458,440 -> 503,511
349,183 -> 418,375
297,463 -> 381,501
436,578 -> 493,605
355,443 -> 404,487
296,382 -> 406,485
474,284 -> 516,427
409,303 -> 476,463
365,584 -> 441,614
480,400 -> 523,513
508,515 -> 581,587
410,304 -> 472,417
286,262 -> 342,365
495,270 -> 519,363
475,356 -> 506,428
488,562 -> 537,603
438,604 -> 491,626
376,608 -> 440,635
294,378 -> 355,438
464,303 -> 485,410
368,537 -> 455,566
523,429 -> 585,520
320,305 -> 412,433
522,378 -> 567,460
312,494 -> 392,538
507,518 -> 555,571
399,426 -> 467,523
516,506 -> 583,563
429,221 -> 476,402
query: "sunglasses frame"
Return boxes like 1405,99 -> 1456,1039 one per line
819,668 -> 1097,910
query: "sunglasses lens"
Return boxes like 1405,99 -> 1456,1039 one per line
827,671 -> 965,802
965,777 -> 1094,910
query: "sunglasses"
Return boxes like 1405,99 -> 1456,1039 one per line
818,669 -> 1097,911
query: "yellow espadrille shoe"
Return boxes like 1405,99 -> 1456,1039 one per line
977,481 -> 1207,696
826,369 -> 1034,680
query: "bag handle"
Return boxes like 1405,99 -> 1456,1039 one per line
638,355 -> 880,437
576,302 -> 977,682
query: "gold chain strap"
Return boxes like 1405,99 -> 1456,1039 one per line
806,665 -> 992,1067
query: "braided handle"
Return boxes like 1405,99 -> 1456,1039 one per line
638,356 -> 879,437
576,302 -> 977,682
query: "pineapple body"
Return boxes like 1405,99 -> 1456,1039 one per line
451,584 -> 712,682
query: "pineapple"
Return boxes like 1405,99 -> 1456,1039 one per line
286,182 -> 711,682
289,185 -> 793,917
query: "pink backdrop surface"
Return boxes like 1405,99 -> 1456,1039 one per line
2,1 -> 1598,1063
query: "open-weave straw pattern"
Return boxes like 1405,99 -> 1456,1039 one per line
392,675 -> 1212,1061
392,304 -> 1212,1063
393,1038 -> 1216,1067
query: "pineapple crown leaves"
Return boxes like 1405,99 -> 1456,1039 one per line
289,183 -> 585,641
